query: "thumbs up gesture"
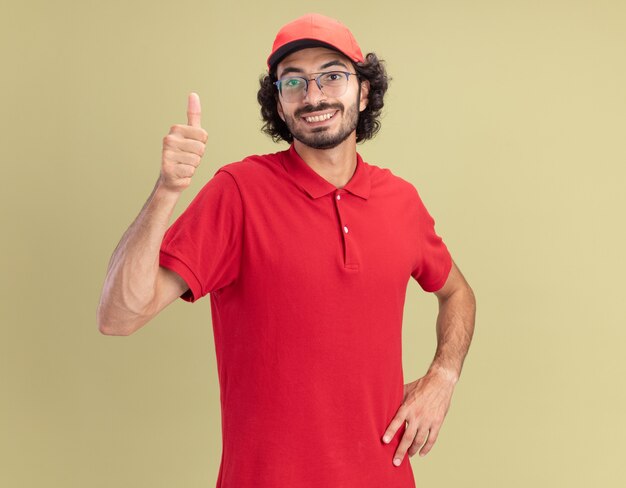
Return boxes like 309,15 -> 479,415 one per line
159,92 -> 209,193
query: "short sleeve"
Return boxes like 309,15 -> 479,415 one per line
159,169 -> 243,302
410,188 -> 452,292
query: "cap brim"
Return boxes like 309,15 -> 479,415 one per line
268,39 -> 344,72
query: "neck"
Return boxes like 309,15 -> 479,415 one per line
293,135 -> 357,189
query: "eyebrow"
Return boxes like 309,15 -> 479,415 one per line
278,60 -> 350,78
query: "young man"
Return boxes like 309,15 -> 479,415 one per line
97,13 -> 476,488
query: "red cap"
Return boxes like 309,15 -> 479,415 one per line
267,13 -> 364,72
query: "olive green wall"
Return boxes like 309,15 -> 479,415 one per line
2,0 -> 624,486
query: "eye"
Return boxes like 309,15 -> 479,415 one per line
284,78 -> 304,88
320,72 -> 344,84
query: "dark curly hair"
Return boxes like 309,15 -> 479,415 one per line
257,52 -> 390,144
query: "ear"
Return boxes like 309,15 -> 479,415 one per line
359,79 -> 370,112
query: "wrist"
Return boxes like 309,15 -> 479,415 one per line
427,365 -> 459,385
154,177 -> 184,201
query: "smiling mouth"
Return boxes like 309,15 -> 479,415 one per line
302,110 -> 338,124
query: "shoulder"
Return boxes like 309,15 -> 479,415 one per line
361,157 -> 420,198
213,148 -> 287,182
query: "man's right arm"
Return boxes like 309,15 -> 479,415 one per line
97,186 -> 188,335
96,92 -> 208,335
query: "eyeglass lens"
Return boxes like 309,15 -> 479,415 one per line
280,72 -> 350,101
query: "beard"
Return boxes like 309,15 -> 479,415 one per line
283,87 -> 361,150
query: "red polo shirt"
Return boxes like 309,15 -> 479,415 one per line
159,143 -> 452,488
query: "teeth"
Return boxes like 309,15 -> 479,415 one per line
305,112 -> 334,123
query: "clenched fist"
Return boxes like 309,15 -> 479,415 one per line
159,92 -> 208,193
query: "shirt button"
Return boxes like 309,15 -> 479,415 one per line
336,194 -> 341,200
343,225 -> 349,233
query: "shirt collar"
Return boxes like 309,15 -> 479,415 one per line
280,143 -> 371,200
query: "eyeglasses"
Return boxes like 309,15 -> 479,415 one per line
273,70 -> 358,102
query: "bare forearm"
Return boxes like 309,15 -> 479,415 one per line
97,177 -> 180,334
427,288 -> 476,383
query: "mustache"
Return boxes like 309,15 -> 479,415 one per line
296,103 -> 343,117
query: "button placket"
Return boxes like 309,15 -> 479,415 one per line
333,190 -> 358,270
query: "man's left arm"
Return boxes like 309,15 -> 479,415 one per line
382,259 -> 476,465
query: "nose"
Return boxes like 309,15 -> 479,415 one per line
303,79 -> 326,105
